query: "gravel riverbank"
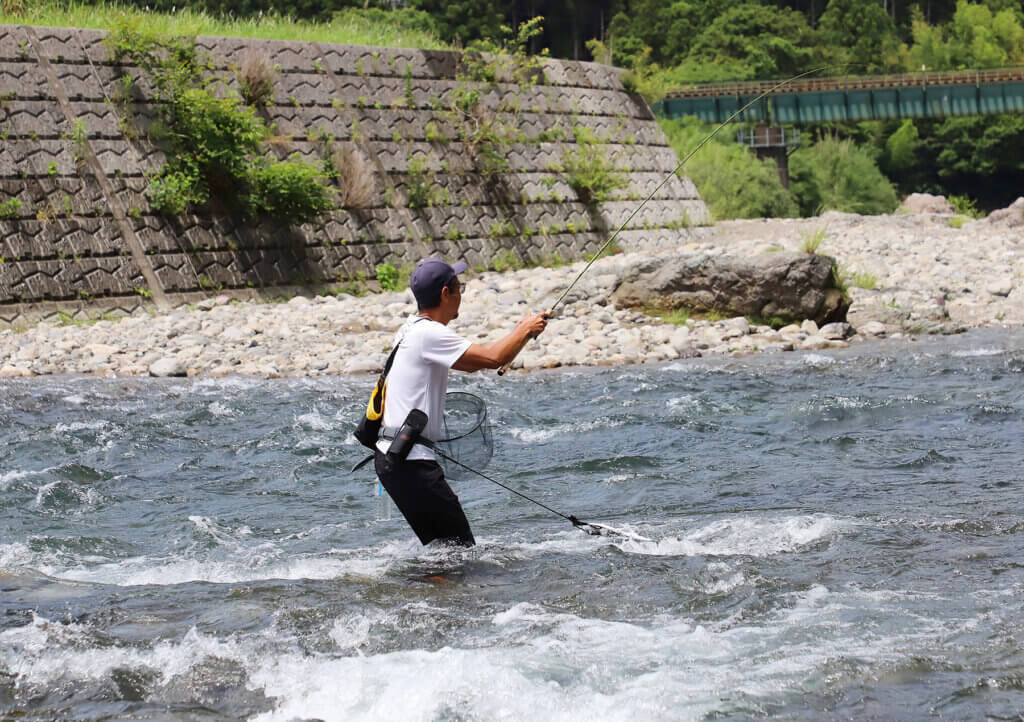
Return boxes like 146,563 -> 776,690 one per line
0,205 -> 1020,379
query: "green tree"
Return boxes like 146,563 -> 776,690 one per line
946,0 -> 1023,66
407,0 -> 507,45
904,0 -> 1024,70
930,114 -> 1024,177
790,136 -> 899,215
606,0 -> 701,66
902,8 -> 953,70
687,3 -> 819,79
818,0 -> 902,73
883,118 -> 921,173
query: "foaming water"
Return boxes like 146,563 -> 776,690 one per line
617,514 -> 845,557
2,328 -> 1024,720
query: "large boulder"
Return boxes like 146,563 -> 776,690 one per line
900,192 -> 954,215
985,197 -> 1024,227
611,251 -> 848,326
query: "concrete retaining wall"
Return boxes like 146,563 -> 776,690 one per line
0,24 -> 707,326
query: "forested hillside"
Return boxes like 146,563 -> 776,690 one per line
4,0 -> 1023,216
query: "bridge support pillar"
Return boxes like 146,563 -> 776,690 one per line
738,125 -> 801,189
754,146 -> 791,188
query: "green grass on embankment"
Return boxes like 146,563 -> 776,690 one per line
0,1 -> 448,49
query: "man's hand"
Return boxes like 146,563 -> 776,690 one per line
517,309 -> 551,339
454,309 -> 553,373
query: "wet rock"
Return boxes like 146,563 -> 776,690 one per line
345,356 -> 382,374
858,321 -> 888,337
819,322 -> 853,340
149,357 -> 187,377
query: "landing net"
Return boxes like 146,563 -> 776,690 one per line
436,392 -> 492,480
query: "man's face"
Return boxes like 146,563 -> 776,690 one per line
442,277 -> 462,320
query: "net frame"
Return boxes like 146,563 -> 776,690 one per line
435,391 -> 492,480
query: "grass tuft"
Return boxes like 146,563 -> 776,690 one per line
800,227 -> 827,254
237,49 -> 276,106
332,144 -> 376,209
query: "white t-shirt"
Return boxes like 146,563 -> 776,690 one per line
376,315 -> 472,461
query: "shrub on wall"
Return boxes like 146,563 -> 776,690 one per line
244,157 -> 335,223
448,18 -> 545,183
560,125 -> 627,204
105,20 -> 333,223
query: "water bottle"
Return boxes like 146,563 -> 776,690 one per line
375,482 -> 392,520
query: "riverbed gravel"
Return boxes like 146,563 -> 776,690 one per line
0,201 -> 1020,378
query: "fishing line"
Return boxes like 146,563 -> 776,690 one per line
498,65 -> 835,375
433,448 -> 621,537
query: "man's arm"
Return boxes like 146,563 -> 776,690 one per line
452,311 -> 549,372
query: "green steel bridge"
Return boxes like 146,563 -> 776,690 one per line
653,67 -> 1024,123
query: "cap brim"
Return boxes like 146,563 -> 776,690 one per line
451,260 -> 468,274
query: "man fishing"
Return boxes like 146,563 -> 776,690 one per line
374,257 -> 549,547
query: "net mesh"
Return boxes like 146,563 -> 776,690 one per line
436,392 -> 492,480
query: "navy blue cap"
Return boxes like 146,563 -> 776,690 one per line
410,257 -> 468,308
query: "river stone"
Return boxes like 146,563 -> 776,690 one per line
345,356 -> 382,374
222,325 -> 257,343
986,278 -> 1014,297
15,345 -> 39,361
611,251 -> 847,326
149,357 -> 187,377
800,336 -> 847,350
859,321 -> 888,337
819,322 -> 853,340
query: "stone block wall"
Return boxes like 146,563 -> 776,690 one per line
0,23 -> 708,325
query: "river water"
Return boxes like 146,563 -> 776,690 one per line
2,328 -> 1023,721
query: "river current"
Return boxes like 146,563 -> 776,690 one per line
2,328 -> 1023,720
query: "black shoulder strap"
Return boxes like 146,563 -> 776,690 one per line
380,342 -> 400,379
381,316 -> 428,380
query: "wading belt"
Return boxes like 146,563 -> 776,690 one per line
380,427 -> 435,452
351,428 -> 436,472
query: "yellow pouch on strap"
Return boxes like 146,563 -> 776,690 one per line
366,377 -> 385,421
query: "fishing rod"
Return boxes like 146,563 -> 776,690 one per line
497,66 -> 832,376
434,448 -> 621,537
